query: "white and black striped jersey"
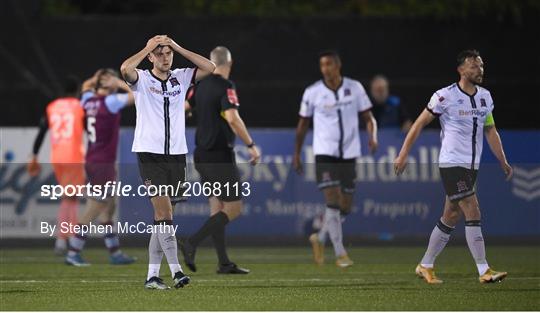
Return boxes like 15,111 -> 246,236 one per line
299,77 -> 372,159
427,83 -> 494,170
129,68 -> 196,155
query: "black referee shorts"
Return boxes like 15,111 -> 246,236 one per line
137,152 -> 187,204
194,148 -> 242,202
315,155 -> 357,194
439,166 -> 478,202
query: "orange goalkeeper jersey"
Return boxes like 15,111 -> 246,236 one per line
46,97 -> 85,164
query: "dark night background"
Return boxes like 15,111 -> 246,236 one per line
1,0 -> 539,129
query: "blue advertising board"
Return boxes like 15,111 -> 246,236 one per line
118,129 -> 540,238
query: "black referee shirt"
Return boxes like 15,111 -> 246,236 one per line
187,74 -> 240,151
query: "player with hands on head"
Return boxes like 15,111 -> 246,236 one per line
121,35 -> 215,290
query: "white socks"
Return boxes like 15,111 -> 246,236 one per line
155,220 -> 183,277
465,220 -> 489,275
318,206 -> 346,257
317,209 -> 330,244
420,220 -> 454,268
420,219 -> 490,275
147,231 -> 163,280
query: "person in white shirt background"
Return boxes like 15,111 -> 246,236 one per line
294,50 -> 378,268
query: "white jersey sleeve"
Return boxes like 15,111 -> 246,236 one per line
482,89 -> 495,124
426,89 -> 447,116
173,67 -> 197,88
127,69 -> 145,91
487,91 -> 495,112
355,81 -> 372,113
299,87 -> 314,117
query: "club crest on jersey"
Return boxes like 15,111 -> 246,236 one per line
344,88 -> 351,96
169,77 -> 180,87
438,96 -> 445,102
480,98 -> 486,107
227,88 -> 239,106
457,99 -> 464,104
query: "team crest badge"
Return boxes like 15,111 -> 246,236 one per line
480,98 -> 486,107
456,181 -> 468,192
169,77 -> 180,87
344,88 -> 351,96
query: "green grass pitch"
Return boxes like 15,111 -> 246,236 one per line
1,246 -> 539,310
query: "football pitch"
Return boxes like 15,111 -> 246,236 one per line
1,246 -> 538,311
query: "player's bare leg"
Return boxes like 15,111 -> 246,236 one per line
209,196 -> 224,215
149,196 -> 189,288
417,197 -> 461,283
458,194 -> 507,283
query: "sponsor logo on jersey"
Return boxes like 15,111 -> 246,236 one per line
149,87 -> 182,97
459,109 -> 487,117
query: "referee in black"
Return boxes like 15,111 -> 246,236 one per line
181,46 -> 260,274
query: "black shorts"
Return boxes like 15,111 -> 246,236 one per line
194,148 -> 241,202
137,152 -> 187,203
315,155 -> 356,194
439,166 -> 478,202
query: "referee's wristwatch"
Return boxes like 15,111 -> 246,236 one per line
246,142 -> 255,148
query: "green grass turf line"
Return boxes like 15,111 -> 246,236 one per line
0,246 -> 539,310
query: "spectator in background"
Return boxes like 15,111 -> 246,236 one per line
369,75 -> 412,132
